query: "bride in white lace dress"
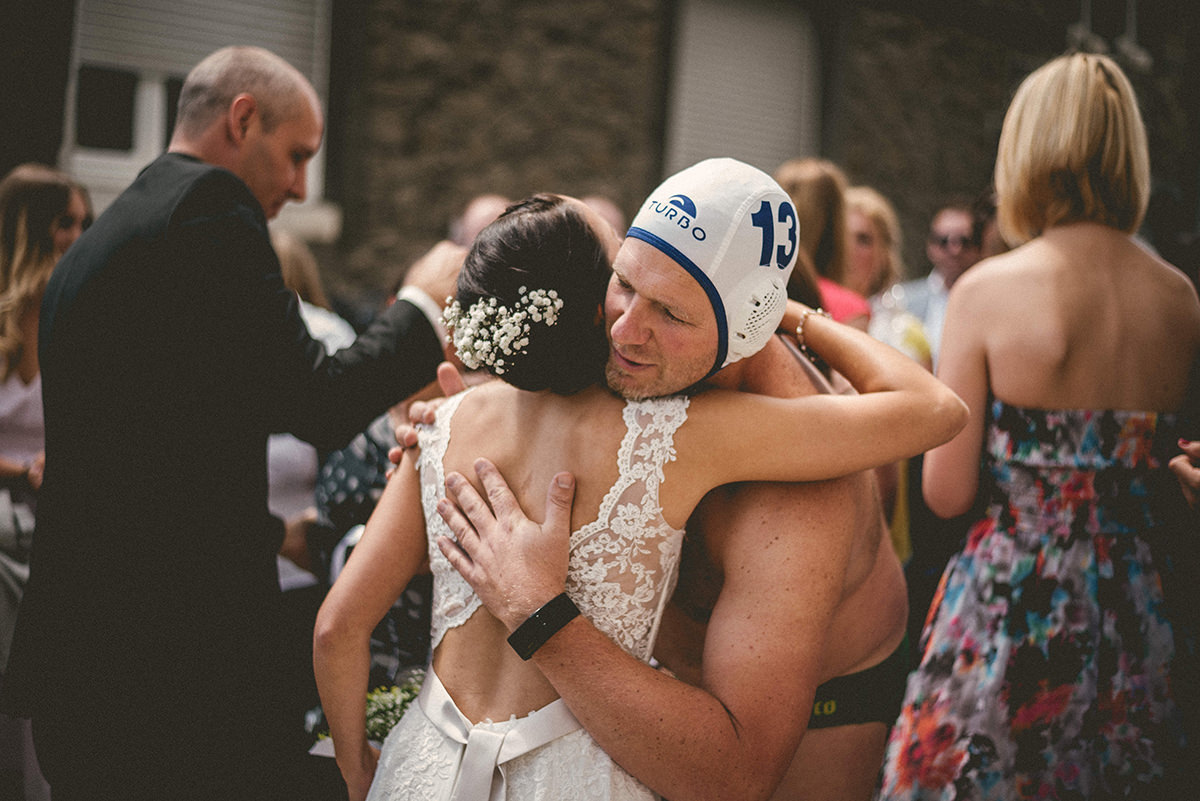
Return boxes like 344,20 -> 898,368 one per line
314,187 -> 966,801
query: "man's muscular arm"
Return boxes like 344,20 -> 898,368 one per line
437,460 -> 854,801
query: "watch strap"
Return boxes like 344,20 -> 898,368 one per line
506,592 -> 581,660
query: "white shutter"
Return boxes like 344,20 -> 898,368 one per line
663,0 -> 819,177
75,0 -> 324,89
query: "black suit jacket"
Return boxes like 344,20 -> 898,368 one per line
3,153 -> 441,790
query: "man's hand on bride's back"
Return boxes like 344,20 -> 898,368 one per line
436,459 -> 576,631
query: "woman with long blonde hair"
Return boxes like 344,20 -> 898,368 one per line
1,165 -> 88,385
1,163 -> 88,492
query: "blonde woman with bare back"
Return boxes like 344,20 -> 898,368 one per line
879,53 -> 1200,800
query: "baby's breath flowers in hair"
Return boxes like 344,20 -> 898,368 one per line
442,286 -> 564,374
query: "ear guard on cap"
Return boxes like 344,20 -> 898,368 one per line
627,158 -> 799,375
725,270 -> 790,363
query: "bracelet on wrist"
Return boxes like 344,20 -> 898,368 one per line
795,308 -> 832,360
507,592 -> 580,660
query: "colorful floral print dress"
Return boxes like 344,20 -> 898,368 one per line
878,400 -> 1192,800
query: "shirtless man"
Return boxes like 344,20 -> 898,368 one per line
655,338 -> 909,801
431,167 -> 921,799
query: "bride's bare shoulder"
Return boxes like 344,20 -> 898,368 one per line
452,381 -> 625,432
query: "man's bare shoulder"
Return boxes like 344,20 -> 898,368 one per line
735,335 -> 829,399
692,336 -> 860,565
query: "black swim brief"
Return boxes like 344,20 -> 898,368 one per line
807,634 -> 911,729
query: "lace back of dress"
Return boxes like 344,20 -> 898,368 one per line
417,390 -> 481,652
419,392 -> 689,662
566,397 -> 689,662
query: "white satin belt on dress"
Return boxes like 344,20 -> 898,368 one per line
419,667 -> 583,801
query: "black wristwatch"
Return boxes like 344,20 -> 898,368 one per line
506,592 -> 581,660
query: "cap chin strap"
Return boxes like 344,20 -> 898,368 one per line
626,226 -> 728,378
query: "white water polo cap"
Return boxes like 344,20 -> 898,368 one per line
626,158 -> 798,374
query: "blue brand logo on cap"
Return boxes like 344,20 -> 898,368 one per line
668,194 -> 697,216
646,194 -> 707,241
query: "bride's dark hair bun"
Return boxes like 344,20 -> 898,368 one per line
448,194 -> 612,394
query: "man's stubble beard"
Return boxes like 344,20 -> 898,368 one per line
604,361 -> 657,401
604,358 -> 711,402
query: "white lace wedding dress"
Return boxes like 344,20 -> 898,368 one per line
366,388 -> 688,801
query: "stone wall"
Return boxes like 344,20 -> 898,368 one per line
826,8 -> 1022,278
321,0 -> 670,310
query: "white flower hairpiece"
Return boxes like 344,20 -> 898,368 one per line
442,286 -> 564,374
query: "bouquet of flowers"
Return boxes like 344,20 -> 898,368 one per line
364,669 -> 424,742
310,668 -> 424,755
